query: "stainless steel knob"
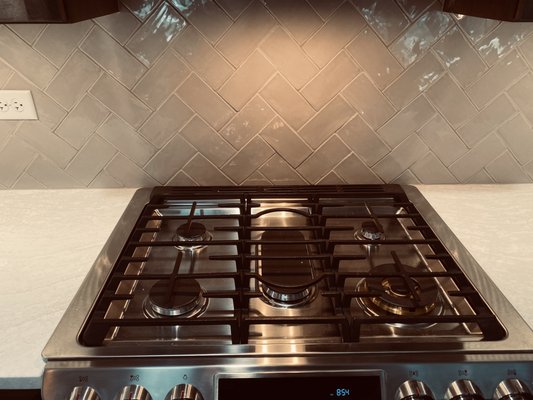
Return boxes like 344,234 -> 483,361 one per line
493,379 -> 533,400
395,380 -> 435,400
68,386 -> 101,400
117,385 -> 152,400
166,384 -> 204,400
445,380 -> 484,400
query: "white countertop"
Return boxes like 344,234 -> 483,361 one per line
0,185 -> 532,390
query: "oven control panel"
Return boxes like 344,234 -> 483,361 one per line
44,360 -> 533,400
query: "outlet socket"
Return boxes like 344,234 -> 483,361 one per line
0,90 -> 38,120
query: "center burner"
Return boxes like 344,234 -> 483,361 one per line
259,230 -> 316,308
144,278 -> 207,318
355,220 -> 385,241
357,263 -> 443,321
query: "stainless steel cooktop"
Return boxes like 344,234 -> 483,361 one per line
42,185 -> 533,400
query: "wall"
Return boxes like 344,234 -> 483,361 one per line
1,0 -> 533,189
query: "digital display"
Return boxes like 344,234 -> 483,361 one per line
218,375 -> 381,400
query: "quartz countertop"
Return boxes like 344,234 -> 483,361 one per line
0,185 -> 532,390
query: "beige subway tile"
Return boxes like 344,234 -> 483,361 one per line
222,136 -> 274,183
317,171 -> 345,185
467,51 -> 528,108
179,116 -> 235,167
425,74 -> 477,129
33,20 -> 93,67
216,1 -> 276,67
466,169 -> 494,184
303,2 -> 365,68
411,152 -> 458,183
177,74 -> 235,130
126,2 -> 187,66
297,136 -> 350,183
396,0 -> 433,20
457,94 -> 515,147
81,26 -> 147,89
140,95 -> 194,149
183,154 -> 234,185
105,153 -> 159,186
384,52 -> 445,109
6,24 -> 45,45
301,51 -> 360,110
170,0 -> 232,44
167,171 -> 198,186
260,74 -> 315,130
355,0 -> 409,45
377,95 -> 436,147
46,51 -> 102,110
55,95 -> 109,150
498,114 -> 533,165
27,156 -> 82,188
346,28 -> 403,90
389,7 -> 453,66
93,4 -> 141,44
299,96 -> 354,149
477,22 -> 532,66
216,0 -> 253,19
507,73 -> 533,126
219,51 -> 275,110
456,15 -> 499,44
90,74 -> 152,129
122,0 -> 162,20
220,96 -> 275,149
391,169 -> 421,185
260,26 -> 319,90
172,26 -> 233,90
0,137 -> 36,187
486,151 -> 531,183
449,133 -> 506,182
372,135 -> 428,182
97,115 -> 157,166
338,115 -> 389,166
16,121 -> 76,169
133,51 -> 190,109
12,173 -> 47,189
144,134 -> 197,183
418,114 -> 467,166
259,154 -> 306,185
262,0 -> 323,44
334,153 -> 382,184
433,26 -> 487,87
65,135 -> 116,185
306,0 -> 343,20
259,117 -> 312,168
0,26 -> 57,89
88,170 -> 124,188
242,170 -> 272,186
341,73 -> 395,129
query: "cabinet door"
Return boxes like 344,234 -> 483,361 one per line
0,0 -> 118,23
442,0 -> 533,21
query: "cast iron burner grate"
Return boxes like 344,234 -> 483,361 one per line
81,185 -> 506,346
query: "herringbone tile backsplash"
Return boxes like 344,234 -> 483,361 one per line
1,0 -> 533,189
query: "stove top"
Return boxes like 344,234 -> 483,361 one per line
42,185 -> 533,400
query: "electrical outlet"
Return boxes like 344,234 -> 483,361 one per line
0,90 -> 38,120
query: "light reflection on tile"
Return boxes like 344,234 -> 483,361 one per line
354,0 -> 410,45
126,2 -> 187,67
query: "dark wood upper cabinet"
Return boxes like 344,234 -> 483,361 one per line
443,0 -> 533,21
0,0 -> 119,23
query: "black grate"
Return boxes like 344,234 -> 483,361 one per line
81,185 -> 506,346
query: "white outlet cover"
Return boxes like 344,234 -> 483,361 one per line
0,90 -> 38,120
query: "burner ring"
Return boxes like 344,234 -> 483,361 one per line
358,263 -> 440,317
355,220 -> 385,242
173,222 -> 212,251
145,278 -> 206,317
261,283 -> 314,306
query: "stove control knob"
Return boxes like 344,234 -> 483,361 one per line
68,386 -> 101,400
493,379 -> 533,400
117,385 -> 152,400
445,380 -> 484,400
395,380 -> 435,400
166,384 -> 204,400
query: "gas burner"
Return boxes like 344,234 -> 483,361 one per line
144,278 -> 207,318
356,263 -> 443,325
355,220 -> 384,241
258,230 -> 316,308
173,222 -> 212,251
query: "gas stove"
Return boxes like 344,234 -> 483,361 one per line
42,185 -> 533,400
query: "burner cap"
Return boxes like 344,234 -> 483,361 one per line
174,222 -> 211,250
259,230 -> 315,307
147,278 -> 204,317
356,221 -> 384,241
359,263 -> 439,317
